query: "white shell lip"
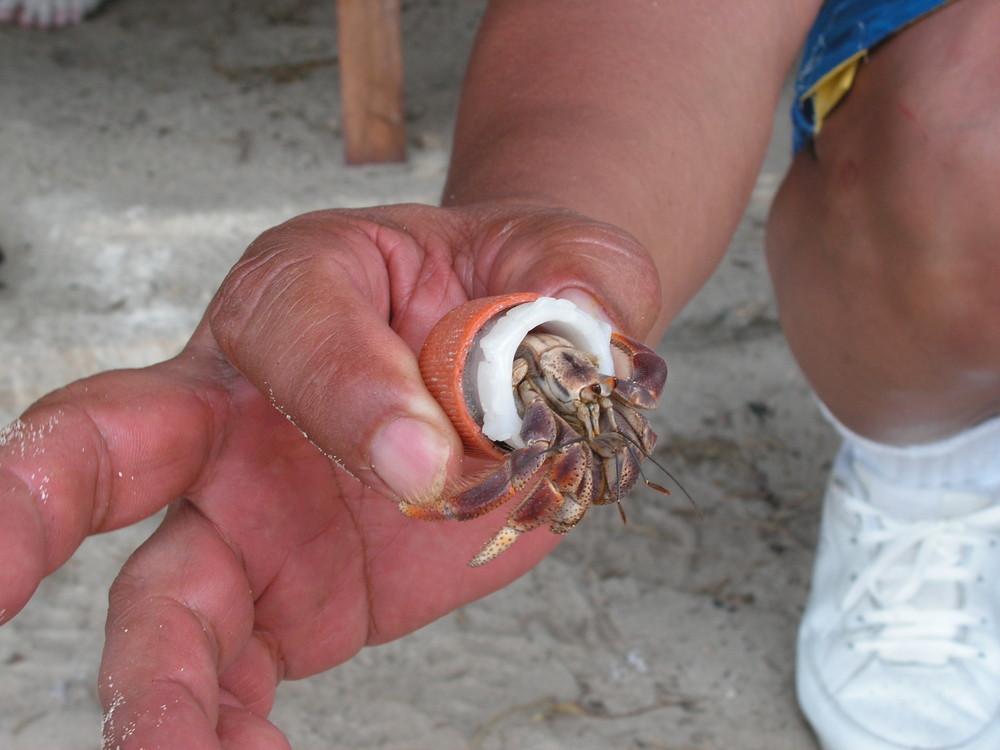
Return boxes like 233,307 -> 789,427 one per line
471,296 -> 614,448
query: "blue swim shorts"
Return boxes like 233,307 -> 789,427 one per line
792,0 -> 955,152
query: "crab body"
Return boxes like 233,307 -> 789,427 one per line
404,330 -> 667,566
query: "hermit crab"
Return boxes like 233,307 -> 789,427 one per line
401,293 -> 668,567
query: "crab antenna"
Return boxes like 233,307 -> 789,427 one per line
620,433 -> 699,515
614,449 -> 628,525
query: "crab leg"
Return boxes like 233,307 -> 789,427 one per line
400,393 -> 557,522
468,479 -> 563,566
469,437 -> 590,567
444,446 -> 548,520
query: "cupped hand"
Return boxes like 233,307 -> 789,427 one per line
0,203 -> 660,749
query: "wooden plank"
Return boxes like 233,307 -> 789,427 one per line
336,0 -> 407,164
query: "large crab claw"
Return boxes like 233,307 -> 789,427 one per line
608,332 -> 667,410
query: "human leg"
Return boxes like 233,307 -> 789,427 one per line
769,0 -> 1000,446
766,0 -> 1000,747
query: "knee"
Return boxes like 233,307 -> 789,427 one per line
848,85 -> 1000,361
767,147 -> 1000,375
769,22 -> 1000,364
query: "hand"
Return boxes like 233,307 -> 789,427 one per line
0,202 -> 660,749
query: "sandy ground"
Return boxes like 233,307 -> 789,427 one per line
0,1 -> 837,748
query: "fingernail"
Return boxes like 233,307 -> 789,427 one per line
370,417 -> 451,502
556,288 -> 616,327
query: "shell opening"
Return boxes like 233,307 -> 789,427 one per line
471,297 -> 613,448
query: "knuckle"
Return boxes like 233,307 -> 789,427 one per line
207,226 -> 317,358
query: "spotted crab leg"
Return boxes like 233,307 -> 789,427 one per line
398,395 -> 552,523
469,431 -> 590,566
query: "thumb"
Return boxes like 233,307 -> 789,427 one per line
208,210 -> 462,503
475,207 -> 662,340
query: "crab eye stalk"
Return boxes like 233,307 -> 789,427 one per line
586,377 -> 616,400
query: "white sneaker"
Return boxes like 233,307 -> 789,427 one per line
798,443 -> 1000,750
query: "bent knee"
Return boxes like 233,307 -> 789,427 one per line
769,149 -> 1000,362
769,0 -> 1000,361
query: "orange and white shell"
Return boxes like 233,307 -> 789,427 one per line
418,294 -> 615,458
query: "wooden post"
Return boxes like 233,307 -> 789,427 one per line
336,0 -> 407,165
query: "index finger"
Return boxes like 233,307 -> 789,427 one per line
0,355 -> 225,621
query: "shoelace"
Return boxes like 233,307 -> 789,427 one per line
841,496 -> 1000,665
